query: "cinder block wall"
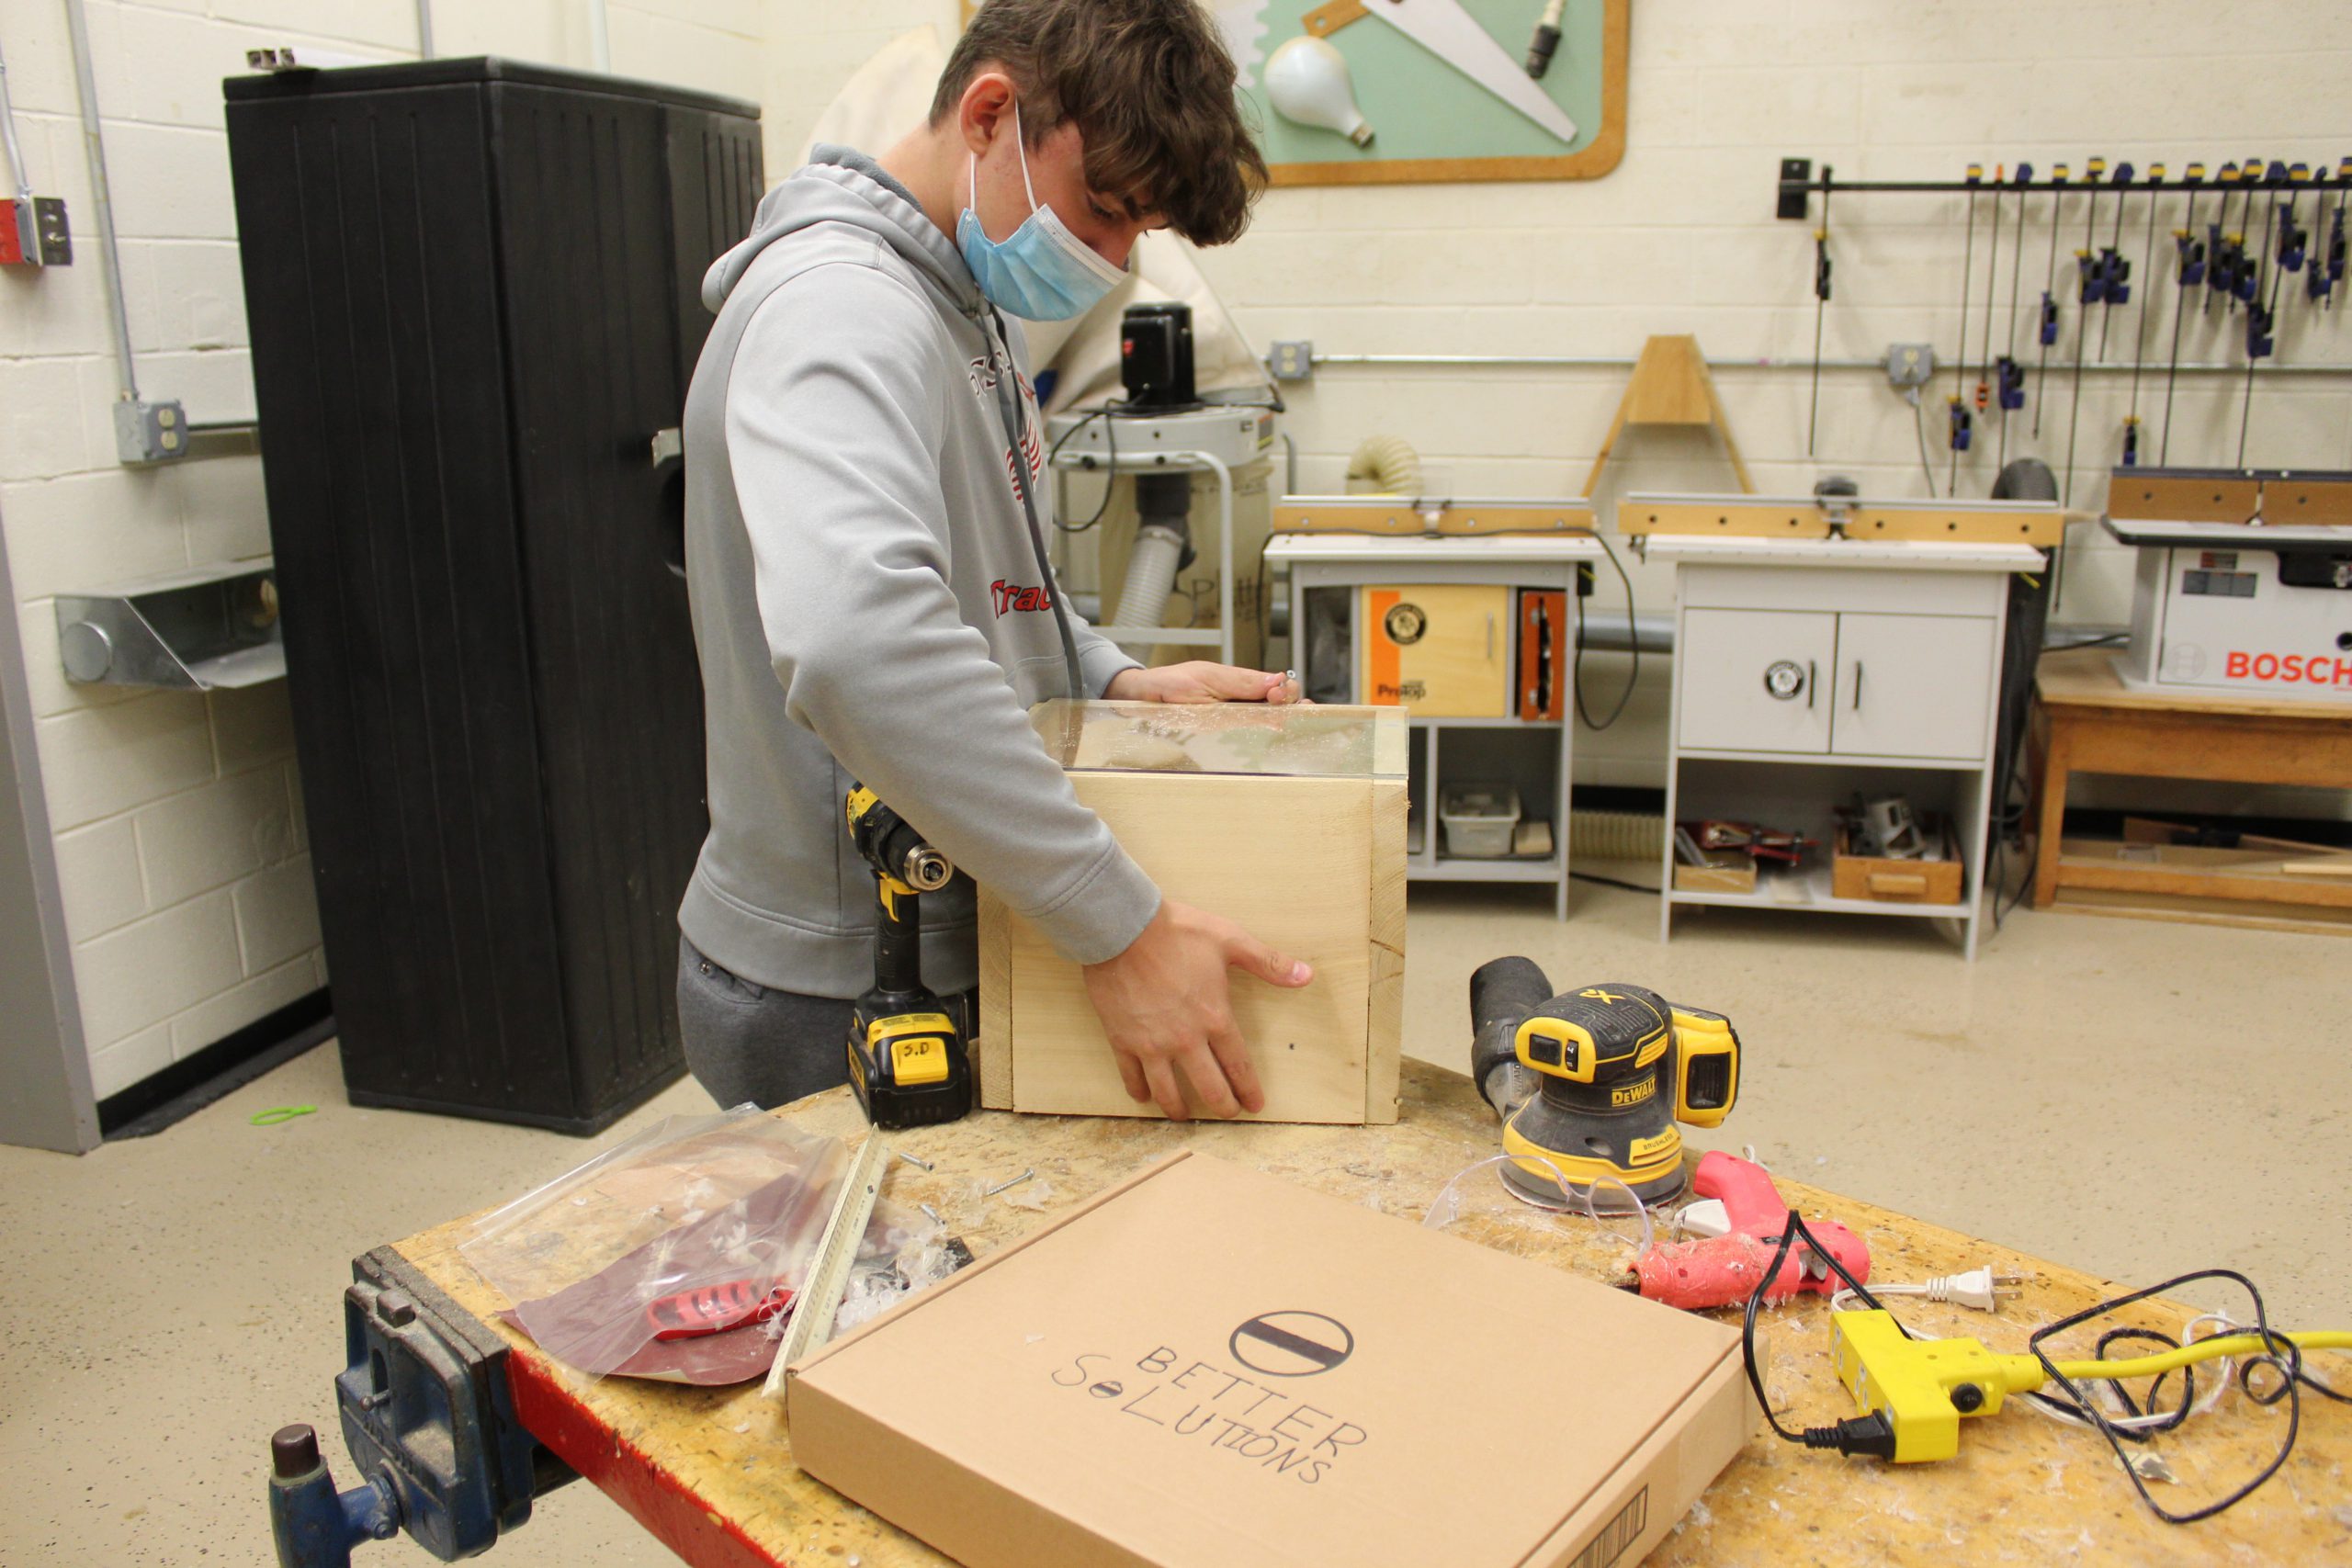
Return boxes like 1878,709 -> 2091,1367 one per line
1189,4 -> 2352,793
768,4 -> 2352,806
0,0 -> 758,1104
8,2 -> 2346,1104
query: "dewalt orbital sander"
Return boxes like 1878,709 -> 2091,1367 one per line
842,785 -> 974,1129
1467,959 -> 1739,1210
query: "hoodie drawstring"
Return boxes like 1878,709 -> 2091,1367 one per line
989,306 -> 1087,702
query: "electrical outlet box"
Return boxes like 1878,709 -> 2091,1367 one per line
1269,339 -> 1315,381
2,196 -> 72,267
1885,343 -> 1936,390
113,399 -> 190,463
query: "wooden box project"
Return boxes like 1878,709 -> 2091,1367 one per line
978,702 -> 1408,1123
1832,818 -> 1964,905
1358,583 -> 1512,716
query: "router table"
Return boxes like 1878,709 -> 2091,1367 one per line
334,1060 -> 2346,1568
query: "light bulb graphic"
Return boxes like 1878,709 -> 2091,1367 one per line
1263,35 -> 1373,149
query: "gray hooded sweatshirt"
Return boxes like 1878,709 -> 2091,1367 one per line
678,145 -> 1159,999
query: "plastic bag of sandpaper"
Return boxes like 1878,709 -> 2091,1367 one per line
459,1106 -> 946,1385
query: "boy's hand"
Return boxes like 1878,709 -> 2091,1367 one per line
1105,663 -> 1303,705
1080,900 -> 1314,1120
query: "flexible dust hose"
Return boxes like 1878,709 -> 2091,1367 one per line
1345,434 -> 1423,496
1111,472 -> 1192,629
1112,527 -> 1185,628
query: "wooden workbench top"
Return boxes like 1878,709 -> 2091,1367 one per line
2038,645 -> 2352,719
390,1059 -> 2349,1567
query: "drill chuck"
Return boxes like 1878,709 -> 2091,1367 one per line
899,845 -> 952,892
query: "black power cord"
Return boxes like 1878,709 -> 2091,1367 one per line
1571,529 -> 1639,731
1745,1232 -> 2346,1524
1739,1209 -> 1904,1455
2022,1268 -> 2347,1525
1568,870 -> 1659,895
1047,404 -> 1123,533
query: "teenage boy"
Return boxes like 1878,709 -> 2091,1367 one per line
678,0 -> 1305,1122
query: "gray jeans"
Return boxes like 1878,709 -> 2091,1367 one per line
676,935 -> 976,1111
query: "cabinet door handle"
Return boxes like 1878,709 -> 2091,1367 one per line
1807,660 -> 1816,709
1486,613 -> 1496,662
1853,661 -> 1864,710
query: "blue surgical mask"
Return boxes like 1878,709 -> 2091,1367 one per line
956,102 -> 1127,321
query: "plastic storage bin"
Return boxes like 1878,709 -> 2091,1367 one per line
1440,784 -> 1521,859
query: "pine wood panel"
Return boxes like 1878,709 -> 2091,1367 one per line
994,772 -> 1379,1122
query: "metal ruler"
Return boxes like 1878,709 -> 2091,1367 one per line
762,1132 -> 890,1402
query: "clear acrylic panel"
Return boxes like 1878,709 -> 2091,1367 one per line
1030,700 -> 1408,779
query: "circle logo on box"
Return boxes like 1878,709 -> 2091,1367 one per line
1228,1310 -> 1355,1377
1383,603 -> 1428,646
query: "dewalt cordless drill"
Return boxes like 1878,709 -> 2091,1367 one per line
843,785 -> 973,1128
1467,959 -> 1739,1209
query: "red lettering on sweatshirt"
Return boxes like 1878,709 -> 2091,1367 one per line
991,579 -> 1054,616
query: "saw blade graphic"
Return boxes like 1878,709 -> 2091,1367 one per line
1213,0 -> 1272,87
1365,0 -> 1578,144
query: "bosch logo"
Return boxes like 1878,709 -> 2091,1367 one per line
1227,1311 -> 1355,1378
2222,651 -> 2352,688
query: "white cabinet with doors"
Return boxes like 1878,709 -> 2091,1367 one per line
1646,536 -> 2044,959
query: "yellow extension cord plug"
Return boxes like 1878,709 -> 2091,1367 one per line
1820,1310 -> 2352,1464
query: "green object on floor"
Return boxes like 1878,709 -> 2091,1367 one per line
250,1105 -> 316,1126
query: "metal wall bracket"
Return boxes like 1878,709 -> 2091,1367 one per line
56,563 -> 285,689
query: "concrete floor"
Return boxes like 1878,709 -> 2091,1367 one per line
3,878 -> 2345,1565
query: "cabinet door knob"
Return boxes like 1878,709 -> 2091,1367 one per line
1853,661 -> 1864,709
1807,660 -> 1816,709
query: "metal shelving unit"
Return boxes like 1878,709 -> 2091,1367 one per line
1645,531 -> 2048,960
1267,530 -> 1600,919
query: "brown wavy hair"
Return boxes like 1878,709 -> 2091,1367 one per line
930,0 -> 1269,247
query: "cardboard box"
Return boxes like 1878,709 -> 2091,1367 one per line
979,702 -> 1408,1124
787,1152 -> 1751,1568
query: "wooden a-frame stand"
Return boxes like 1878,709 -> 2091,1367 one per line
1581,335 -> 1753,498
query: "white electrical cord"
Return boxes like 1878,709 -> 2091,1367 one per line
2016,1313 -> 2249,1435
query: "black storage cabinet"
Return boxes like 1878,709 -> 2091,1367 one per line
224,60 -> 762,1132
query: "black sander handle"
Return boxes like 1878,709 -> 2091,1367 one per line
1468,957 -> 1554,1115
1470,957 -> 1553,1031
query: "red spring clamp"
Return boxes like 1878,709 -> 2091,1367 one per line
645,1280 -> 794,1341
